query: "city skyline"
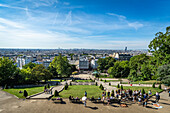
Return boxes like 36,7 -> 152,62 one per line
0,0 -> 170,49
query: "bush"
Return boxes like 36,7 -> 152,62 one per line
111,90 -> 114,97
158,84 -> 161,89
23,90 -> 28,97
142,88 -> 145,95
44,85 -> 47,89
64,83 -> 68,90
109,83 -> 111,86
99,84 -> 104,90
47,84 -> 50,88
70,82 -> 72,86
56,82 -> 58,86
54,90 -> 59,97
95,82 -> 98,86
152,82 -> 156,88
117,84 -> 120,88
121,85 -> 123,90
104,75 -> 107,78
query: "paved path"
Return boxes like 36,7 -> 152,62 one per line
30,80 -> 72,99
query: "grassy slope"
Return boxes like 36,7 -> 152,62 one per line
118,86 -> 163,96
59,85 -> 103,98
3,86 -> 44,98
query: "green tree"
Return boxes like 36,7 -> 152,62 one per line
50,54 -> 72,77
97,57 -> 116,72
32,64 -> 52,83
128,54 -> 151,81
148,26 -> 170,65
157,64 -> 170,86
0,57 -> 17,86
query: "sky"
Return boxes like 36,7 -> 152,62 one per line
0,0 -> 170,49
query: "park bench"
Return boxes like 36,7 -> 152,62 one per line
52,98 -> 63,103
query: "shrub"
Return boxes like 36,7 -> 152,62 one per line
109,83 -> 111,86
158,84 -> 161,89
23,90 -> 28,97
56,82 -> 58,86
44,85 -> 47,89
70,82 -> 72,86
152,82 -> 156,88
95,82 -> 98,86
104,75 -> 107,78
117,84 -> 120,88
111,90 -> 114,97
47,84 -> 50,88
99,84 -> 104,90
142,88 -> 145,95
64,83 -> 68,90
121,85 -> 123,90
54,90 -> 59,97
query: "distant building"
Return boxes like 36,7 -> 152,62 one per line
78,59 -> 89,70
125,47 -> 127,52
113,53 -> 132,61
43,59 -> 52,68
91,59 -> 98,69
25,56 -> 32,64
33,61 -> 43,65
16,57 -> 25,69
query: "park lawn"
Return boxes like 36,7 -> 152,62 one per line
122,80 -> 161,84
76,80 -> 94,82
117,86 -> 163,96
3,86 -> 45,98
58,85 -> 103,98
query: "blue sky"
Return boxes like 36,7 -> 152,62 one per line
0,0 -> 170,49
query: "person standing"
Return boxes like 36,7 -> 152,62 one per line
82,96 -> 87,107
85,91 -> 87,96
169,90 -> 170,97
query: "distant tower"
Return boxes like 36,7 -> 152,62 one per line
125,47 -> 127,52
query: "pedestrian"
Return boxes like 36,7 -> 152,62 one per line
85,91 -> 87,96
82,96 -> 87,107
155,92 -> 160,103
107,91 -> 110,97
169,90 -> 170,97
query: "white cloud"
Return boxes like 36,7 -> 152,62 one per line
107,12 -> 143,30
128,22 -> 144,30
0,18 -> 24,28
63,11 -> 72,25
0,3 -> 27,10
107,13 -> 126,20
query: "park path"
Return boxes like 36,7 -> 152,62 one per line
30,80 -> 72,99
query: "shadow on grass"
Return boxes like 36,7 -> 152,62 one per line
85,106 -> 98,110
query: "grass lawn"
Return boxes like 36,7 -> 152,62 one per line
3,86 -> 45,98
75,80 -> 94,82
121,80 -> 161,84
58,85 -> 103,98
116,86 -> 163,96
